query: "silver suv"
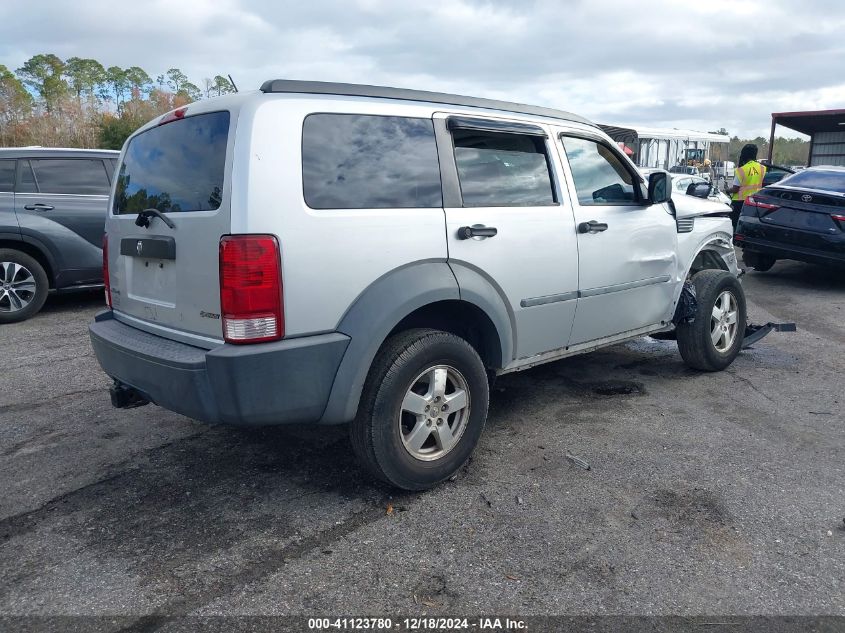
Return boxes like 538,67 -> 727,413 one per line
89,81 -> 745,490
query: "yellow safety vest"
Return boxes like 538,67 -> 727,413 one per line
732,161 -> 767,201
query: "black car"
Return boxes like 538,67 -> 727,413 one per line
735,166 -> 845,271
759,161 -> 794,187
0,148 -> 119,322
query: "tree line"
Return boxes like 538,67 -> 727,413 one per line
708,128 -> 810,167
0,53 -> 235,149
1,53 -> 813,166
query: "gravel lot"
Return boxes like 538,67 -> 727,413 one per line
1,259 -> 843,626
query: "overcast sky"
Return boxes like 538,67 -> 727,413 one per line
2,0 -> 843,138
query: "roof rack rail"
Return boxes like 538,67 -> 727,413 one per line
259,79 -> 590,126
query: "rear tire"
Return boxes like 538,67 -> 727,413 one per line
0,249 -> 49,323
743,251 -> 776,272
676,270 -> 746,372
350,328 -> 489,490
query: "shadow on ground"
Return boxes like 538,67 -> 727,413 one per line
39,290 -> 104,315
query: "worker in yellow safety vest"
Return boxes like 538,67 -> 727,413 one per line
729,143 -> 767,229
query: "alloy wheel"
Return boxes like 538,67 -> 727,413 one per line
0,261 -> 37,314
398,364 -> 471,461
710,290 -> 739,352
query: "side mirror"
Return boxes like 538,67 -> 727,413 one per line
685,182 -> 712,199
648,171 -> 671,204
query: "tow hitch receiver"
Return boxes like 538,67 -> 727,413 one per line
742,322 -> 797,349
109,380 -> 150,409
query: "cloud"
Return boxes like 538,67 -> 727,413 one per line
1,0 -> 843,137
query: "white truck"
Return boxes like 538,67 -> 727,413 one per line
715,160 -> 736,181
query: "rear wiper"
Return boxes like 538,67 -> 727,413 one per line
135,208 -> 176,230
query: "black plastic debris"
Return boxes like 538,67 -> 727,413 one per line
742,322 -> 797,349
672,280 -> 698,325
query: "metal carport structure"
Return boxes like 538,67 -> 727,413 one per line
768,109 -> 845,166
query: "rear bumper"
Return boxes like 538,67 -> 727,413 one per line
89,311 -> 350,425
735,217 -> 845,266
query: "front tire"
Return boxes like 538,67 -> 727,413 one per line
676,270 -> 746,372
351,328 -> 489,490
0,249 -> 49,323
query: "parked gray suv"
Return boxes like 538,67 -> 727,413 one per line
0,148 -> 118,322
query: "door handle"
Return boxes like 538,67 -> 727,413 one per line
23,203 -> 54,211
457,225 -> 498,240
578,220 -> 608,234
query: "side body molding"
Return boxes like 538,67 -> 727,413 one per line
318,260 -> 515,424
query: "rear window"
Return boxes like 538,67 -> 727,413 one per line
30,159 -> 110,195
302,114 -> 442,209
779,169 -> 845,194
114,111 -> 230,214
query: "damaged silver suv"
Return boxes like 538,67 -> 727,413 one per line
90,81 -> 745,490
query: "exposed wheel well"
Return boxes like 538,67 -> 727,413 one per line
388,300 -> 503,369
0,240 -> 54,288
689,248 -> 729,276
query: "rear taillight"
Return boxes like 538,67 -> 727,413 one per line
103,233 -> 112,308
219,235 -> 283,344
745,196 -> 779,215
832,214 -> 845,230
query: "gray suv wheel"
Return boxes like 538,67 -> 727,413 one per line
0,249 -> 49,323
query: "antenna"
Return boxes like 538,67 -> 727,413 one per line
227,74 -> 239,93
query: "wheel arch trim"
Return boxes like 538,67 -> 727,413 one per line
676,232 -> 738,305
319,260 -> 512,424
0,232 -> 58,287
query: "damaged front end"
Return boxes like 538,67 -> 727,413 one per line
652,283 -> 796,348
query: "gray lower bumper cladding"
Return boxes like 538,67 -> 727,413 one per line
89,311 -> 350,426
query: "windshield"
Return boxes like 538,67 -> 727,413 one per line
779,169 -> 845,194
113,111 -> 230,214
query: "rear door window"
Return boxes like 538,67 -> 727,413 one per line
302,114 -> 442,209
452,130 -> 556,206
561,136 -> 638,205
0,160 -> 14,192
114,111 -> 230,214
29,159 -> 110,195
